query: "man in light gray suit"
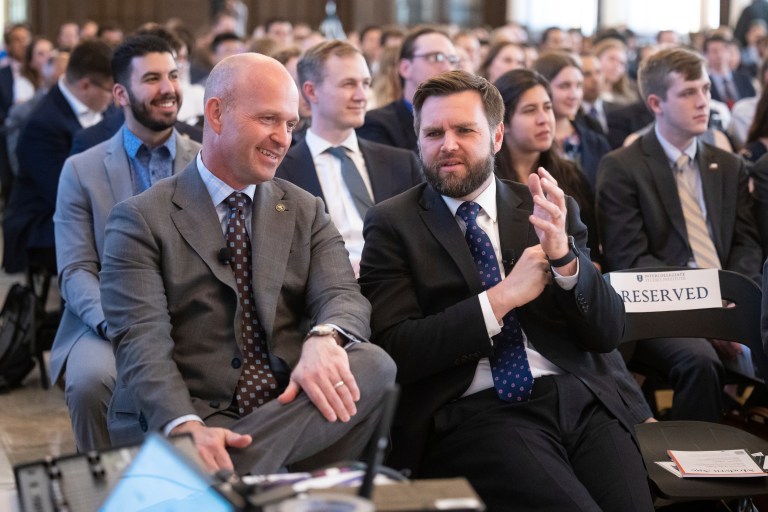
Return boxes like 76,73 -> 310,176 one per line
52,35 -> 201,451
100,52 -> 395,475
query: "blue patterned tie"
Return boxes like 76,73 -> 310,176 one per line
457,201 -> 533,402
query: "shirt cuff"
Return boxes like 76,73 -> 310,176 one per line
163,414 -> 204,436
327,323 -> 364,349
478,291 -> 503,339
552,258 -> 579,290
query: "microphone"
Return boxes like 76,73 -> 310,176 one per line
218,248 -> 231,265
502,250 -> 516,275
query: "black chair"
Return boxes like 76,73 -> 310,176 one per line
605,267 -> 768,506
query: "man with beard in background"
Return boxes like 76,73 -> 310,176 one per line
50,35 -> 200,451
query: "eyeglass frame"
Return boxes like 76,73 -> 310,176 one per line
409,51 -> 460,66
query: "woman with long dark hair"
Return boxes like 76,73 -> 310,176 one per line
494,68 -> 601,266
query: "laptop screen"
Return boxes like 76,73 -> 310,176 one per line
99,434 -> 236,512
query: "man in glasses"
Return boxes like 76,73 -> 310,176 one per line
3,40 -> 113,276
357,26 -> 457,152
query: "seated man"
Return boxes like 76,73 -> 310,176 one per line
51,35 -> 201,452
359,71 -> 653,511
100,53 -> 395,474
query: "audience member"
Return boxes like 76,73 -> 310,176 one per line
453,29 -> 481,73
731,56 -> 768,148
358,70 -> 653,512
0,23 -> 31,200
15,37 -> 53,104
99,52 -> 395,474
596,47 -> 763,422
276,41 -> 422,274
357,26 -> 457,151
369,45 -> 402,110
705,34 -> 756,108
97,24 -> 125,49
264,17 -> 293,49
57,22 -> 80,51
593,37 -> 638,105
3,40 -> 113,275
477,41 -> 525,84
539,26 -> 571,52
735,0 -> 768,47
50,35 -> 200,451
533,52 -> 611,189
494,69 -> 600,264
359,24 -> 383,72
580,51 -> 616,134
210,32 -> 245,68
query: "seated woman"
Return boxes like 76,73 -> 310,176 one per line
477,41 -> 525,84
494,68 -> 601,267
533,51 -> 611,189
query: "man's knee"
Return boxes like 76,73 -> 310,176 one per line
348,343 -> 397,390
64,366 -> 115,410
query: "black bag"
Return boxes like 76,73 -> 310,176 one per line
0,283 -> 36,392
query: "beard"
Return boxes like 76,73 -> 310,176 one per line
421,141 -> 495,198
127,88 -> 179,132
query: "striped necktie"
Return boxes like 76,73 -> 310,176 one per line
674,155 -> 721,269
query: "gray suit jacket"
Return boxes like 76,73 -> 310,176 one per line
100,162 -> 370,444
50,129 -> 201,384
596,129 -> 763,282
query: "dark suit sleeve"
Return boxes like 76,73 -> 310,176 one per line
725,159 -> 763,282
751,154 -> 768,256
359,205 -> 493,385
596,150 -> 669,271
357,110 -> 396,147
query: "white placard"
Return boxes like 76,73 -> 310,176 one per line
608,269 -> 722,313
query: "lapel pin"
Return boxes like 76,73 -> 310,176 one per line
708,163 -> 718,171
276,203 -> 286,212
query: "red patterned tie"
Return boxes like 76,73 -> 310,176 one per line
225,192 -> 278,414
457,201 -> 533,402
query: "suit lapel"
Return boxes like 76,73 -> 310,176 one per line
249,181 -> 294,338
696,141 -> 724,254
173,134 -> 199,174
495,178 -> 534,267
642,131 -> 689,243
103,130 -> 134,204
359,139 -> 392,203
419,185 -> 482,291
282,141 -> 324,199
170,163 -> 237,292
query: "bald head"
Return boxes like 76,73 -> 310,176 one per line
202,52 -> 300,189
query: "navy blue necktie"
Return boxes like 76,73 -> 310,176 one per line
457,201 -> 533,402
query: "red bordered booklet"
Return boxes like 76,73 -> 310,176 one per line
665,449 -> 768,478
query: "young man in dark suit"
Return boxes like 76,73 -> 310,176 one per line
597,47 -> 763,422
276,40 -> 422,274
359,70 -> 653,512
356,26 -> 458,152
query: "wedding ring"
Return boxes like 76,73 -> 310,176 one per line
333,380 -> 345,389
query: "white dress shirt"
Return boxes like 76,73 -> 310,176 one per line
305,129 -> 373,272
58,76 -> 103,128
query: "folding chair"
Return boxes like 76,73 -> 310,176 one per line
605,267 -> 768,507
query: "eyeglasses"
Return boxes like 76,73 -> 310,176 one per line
411,52 -> 460,66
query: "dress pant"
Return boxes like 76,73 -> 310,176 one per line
630,337 -> 724,422
205,342 -> 396,475
419,374 -> 653,512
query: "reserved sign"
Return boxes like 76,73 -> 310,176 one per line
608,269 -> 722,313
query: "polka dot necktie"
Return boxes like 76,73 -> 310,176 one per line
225,192 -> 278,415
457,201 -> 533,403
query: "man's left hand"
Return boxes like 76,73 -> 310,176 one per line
277,336 -> 359,422
528,167 -> 576,276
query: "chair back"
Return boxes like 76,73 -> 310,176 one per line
604,267 -> 765,388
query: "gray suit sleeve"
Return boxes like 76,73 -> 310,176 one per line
55,157 -> 106,332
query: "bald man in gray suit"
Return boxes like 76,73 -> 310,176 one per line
100,52 -> 395,475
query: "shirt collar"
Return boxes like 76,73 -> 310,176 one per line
122,124 -> 177,160
654,123 -> 697,166
442,176 -> 498,223
58,76 -> 96,119
305,129 -> 360,159
196,152 -> 257,206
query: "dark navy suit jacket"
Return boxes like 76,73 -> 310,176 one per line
709,71 -> 757,104
3,84 -> 82,272
357,98 -> 417,152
